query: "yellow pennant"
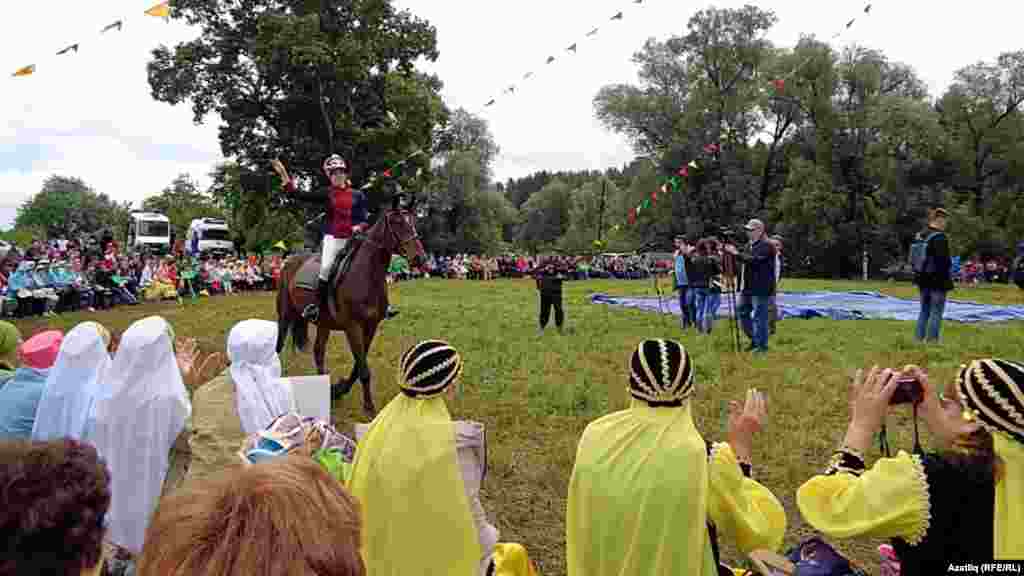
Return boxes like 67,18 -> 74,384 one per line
12,64 -> 36,77
145,1 -> 170,18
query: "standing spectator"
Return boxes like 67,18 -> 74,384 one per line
689,239 -> 722,334
726,219 -> 777,353
768,235 -> 783,335
1013,241 -> 1024,290
535,258 -> 566,335
913,207 -> 953,343
673,236 -> 695,330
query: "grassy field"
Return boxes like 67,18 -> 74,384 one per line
13,278 -> 1024,575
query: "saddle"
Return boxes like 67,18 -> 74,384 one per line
294,239 -> 360,292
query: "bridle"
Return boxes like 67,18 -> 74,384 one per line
362,209 -> 420,259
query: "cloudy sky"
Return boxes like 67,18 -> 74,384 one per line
2,0 -> 1021,230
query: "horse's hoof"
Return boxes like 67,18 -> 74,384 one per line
332,381 -> 354,398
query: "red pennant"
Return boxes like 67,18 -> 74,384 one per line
703,143 -> 719,154
681,166 -> 689,177
628,208 -> 636,224
383,169 -> 392,178
772,79 -> 785,91
651,190 -> 657,202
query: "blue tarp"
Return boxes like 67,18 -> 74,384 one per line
590,291 -> 1024,323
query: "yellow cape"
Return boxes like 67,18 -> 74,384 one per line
994,434 -> 1023,559
567,400 -> 718,576
348,393 -> 480,575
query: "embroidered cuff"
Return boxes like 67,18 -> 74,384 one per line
824,447 -> 866,477
739,461 -> 753,478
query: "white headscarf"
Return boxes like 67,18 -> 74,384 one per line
31,322 -> 111,441
86,316 -> 190,554
228,319 -> 290,434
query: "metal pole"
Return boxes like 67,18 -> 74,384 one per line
598,179 -> 607,243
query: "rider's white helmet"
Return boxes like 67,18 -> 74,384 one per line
323,154 -> 348,174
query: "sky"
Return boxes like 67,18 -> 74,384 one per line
2,0 -> 1022,231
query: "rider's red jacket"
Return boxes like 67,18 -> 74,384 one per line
285,180 -> 368,239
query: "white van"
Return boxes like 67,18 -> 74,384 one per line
186,218 -> 233,257
127,212 -> 171,254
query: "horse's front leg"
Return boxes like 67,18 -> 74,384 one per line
313,325 -> 330,376
358,356 -> 375,416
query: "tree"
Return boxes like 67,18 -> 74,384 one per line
142,174 -> 225,237
15,176 -> 131,240
518,180 -> 572,253
148,0 -> 447,204
435,108 -> 500,182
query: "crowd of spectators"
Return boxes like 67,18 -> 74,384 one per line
387,253 -> 668,283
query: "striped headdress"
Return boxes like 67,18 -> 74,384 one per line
399,340 -> 463,398
957,359 -> 1024,444
628,339 -> 694,406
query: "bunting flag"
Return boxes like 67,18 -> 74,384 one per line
476,0 -> 646,111
12,65 -> 35,78
767,2 -> 873,96
7,2 -> 173,83
145,2 -> 171,18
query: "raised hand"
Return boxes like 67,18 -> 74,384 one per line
271,159 -> 290,183
175,337 -> 226,390
728,389 -> 768,463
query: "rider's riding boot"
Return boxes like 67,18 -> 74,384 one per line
303,278 -> 328,321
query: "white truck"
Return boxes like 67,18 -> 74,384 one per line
186,218 -> 233,257
126,212 -> 172,254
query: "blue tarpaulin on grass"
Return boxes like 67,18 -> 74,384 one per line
590,291 -> 1024,323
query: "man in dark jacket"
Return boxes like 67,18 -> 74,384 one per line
534,258 -> 566,335
914,207 -> 953,342
726,219 -> 776,353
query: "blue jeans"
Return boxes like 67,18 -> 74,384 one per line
916,288 -> 947,342
692,288 -> 720,333
677,286 -> 696,328
738,293 -> 770,351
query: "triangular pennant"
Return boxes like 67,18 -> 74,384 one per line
586,28 -> 599,37
642,199 -> 651,209
636,204 -> 642,214
678,167 -> 687,177
611,11 -> 623,20
846,18 -> 855,28
546,56 -> 555,64
56,44 -> 79,56
12,64 -> 35,77
567,43 -> 577,53
628,208 -> 636,224
772,79 -> 785,91
651,190 -> 657,203
688,160 -> 698,169
523,72 -> 534,80
864,4 -> 872,13
101,20 -> 123,33
383,169 -> 392,178
670,176 -> 680,191
145,2 -> 171,18
485,99 -> 496,107
661,183 -> 668,194
504,85 -> 515,94
416,167 -> 424,178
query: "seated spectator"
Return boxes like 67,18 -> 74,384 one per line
0,330 -> 63,439
85,317 -> 211,558
349,340 -> 513,575
0,321 -> 21,385
32,259 -> 61,316
6,261 -> 39,317
186,319 -> 295,483
797,360 -> 1024,572
145,258 -> 179,302
137,455 -> 365,576
567,339 -> 785,575
31,322 -> 113,442
0,438 -> 111,576
238,412 -> 357,483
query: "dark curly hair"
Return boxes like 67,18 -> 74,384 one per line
0,438 -> 112,576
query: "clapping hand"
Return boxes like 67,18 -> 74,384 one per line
271,159 -> 290,184
175,337 -> 226,390
728,389 -> 767,463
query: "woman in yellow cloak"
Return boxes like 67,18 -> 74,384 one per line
348,340 -> 538,576
566,339 -> 786,576
797,360 -> 1024,573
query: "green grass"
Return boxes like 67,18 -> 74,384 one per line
12,279 -> 1024,575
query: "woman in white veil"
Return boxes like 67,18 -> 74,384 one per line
86,315 -> 217,558
31,321 -> 112,441
229,319 -> 291,434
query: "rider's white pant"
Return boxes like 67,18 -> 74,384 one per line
320,235 -> 349,281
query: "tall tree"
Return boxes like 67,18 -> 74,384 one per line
16,176 -> 131,240
148,0 -> 447,202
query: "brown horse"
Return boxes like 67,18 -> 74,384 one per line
276,206 -> 425,415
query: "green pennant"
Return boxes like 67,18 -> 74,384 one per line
642,198 -> 651,209
670,176 -> 680,191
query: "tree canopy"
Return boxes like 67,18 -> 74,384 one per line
15,176 -> 131,240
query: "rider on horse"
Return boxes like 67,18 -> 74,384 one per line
272,154 -> 367,322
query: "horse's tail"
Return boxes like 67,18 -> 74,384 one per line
278,256 -> 310,353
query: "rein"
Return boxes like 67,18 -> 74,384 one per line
359,211 -> 419,259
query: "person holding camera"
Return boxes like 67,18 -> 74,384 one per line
797,360 -> 1024,572
725,219 -> 776,353
534,258 -> 566,335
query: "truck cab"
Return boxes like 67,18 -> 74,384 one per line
186,218 -> 233,257
127,212 -> 171,254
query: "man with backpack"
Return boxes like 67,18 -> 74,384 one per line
910,207 -> 953,342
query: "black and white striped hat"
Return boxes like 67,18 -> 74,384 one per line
628,339 -> 694,406
399,340 -> 463,398
957,359 -> 1024,444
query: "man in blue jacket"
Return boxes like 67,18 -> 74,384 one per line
673,236 -> 696,330
726,219 -> 777,353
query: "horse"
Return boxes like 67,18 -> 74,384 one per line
276,204 -> 426,415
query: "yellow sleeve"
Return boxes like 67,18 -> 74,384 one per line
796,450 -> 931,545
707,442 -> 787,554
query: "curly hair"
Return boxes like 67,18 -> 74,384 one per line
0,438 -> 112,576
137,455 -> 365,576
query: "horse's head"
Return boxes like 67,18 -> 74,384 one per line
373,205 -> 426,268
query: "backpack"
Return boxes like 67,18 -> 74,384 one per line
909,232 -> 942,275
